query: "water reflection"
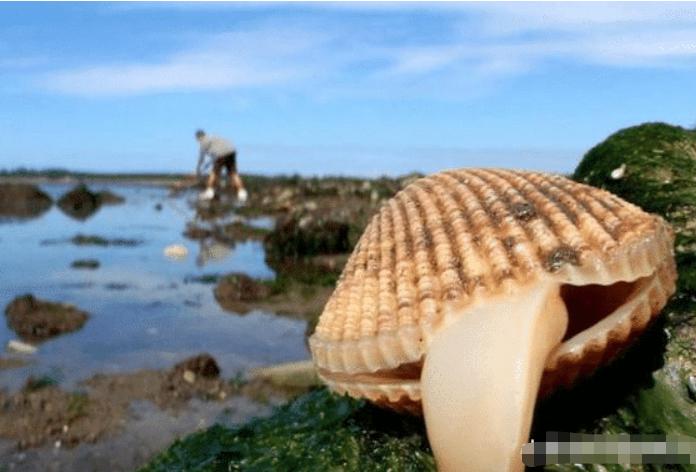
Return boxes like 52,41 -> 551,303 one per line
0,183 -> 301,392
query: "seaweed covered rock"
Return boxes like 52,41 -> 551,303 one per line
57,184 -> 102,220
264,215 -> 351,261
574,123 -> 696,214
574,122 -> 696,292
0,183 -> 52,220
552,122 -> 696,470
141,388 -> 435,472
71,258 -> 100,270
5,294 -> 89,342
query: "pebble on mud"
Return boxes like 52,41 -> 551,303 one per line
4,295 -> 89,342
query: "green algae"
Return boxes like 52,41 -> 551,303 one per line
140,388 -> 435,472
566,122 -> 696,472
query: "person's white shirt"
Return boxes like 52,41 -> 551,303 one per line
197,135 -> 235,175
199,135 -> 235,160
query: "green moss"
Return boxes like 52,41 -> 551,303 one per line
568,122 -> 696,472
140,389 -> 434,472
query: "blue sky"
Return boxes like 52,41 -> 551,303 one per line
1,2 -> 696,176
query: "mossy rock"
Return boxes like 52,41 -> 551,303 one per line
264,215 -> 351,260
570,122 -> 696,472
574,122 -> 696,293
140,388 -> 435,472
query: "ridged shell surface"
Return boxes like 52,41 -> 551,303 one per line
310,169 -> 675,387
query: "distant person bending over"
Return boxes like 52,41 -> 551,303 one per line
195,129 -> 247,202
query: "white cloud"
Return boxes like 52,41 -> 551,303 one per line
33,3 -> 696,98
39,26 -> 326,97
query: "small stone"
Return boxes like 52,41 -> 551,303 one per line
687,375 -> 696,401
610,163 -> 626,180
183,370 -> 196,384
164,244 -> 188,260
6,339 -> 37,354
54,440 -> 61,449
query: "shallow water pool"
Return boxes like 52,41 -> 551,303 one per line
0,183 -> 309,391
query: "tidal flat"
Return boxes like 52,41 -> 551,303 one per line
0,176 -> 396,471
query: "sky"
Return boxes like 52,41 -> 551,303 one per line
1,2 -> 696,177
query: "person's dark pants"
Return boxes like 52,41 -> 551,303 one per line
209,152 -> 237,187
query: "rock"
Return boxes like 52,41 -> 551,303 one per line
249,360 -> 319,389
4,295 -> 89,342
537,121 -> 696,448
6,339 -> 38,354
0,356 -> 30,369
70,259 -> 100,270
70,234 -> 140,247
57,184 -> 102,220
154,203 -> 163,211
213,273 -> 271,314
264,216 -> 350,261
688,376 -> 696,401
183,370 -> 196,384
610,163 -> 626,180
172,354 -> 221,379
164,244 -> 188,260
0,183 -> 52,220
96,190 -> 125,205
182,224 -> 212,240
220,222 -> 269,242
142,389 -> 435,471
574,122 -> 696,292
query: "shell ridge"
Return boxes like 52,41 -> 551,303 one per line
531,173 -> 620,254
464,169 -> 560,279
399,186 -> 442,333
410,179 -> 466,303
471,169 -> 553,278
391,195 -> 419,332
553,178 -> 624,245
438,171 -> 513,287
428,173 -> 490,294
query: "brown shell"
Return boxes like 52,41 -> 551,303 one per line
309,168 -> 676,407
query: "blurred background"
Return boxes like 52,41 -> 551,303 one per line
2,2 -> 695,176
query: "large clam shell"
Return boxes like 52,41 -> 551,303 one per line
309,168 -> 676,411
